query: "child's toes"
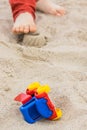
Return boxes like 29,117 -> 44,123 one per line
57,7 -> 66,15
19,26 -> 25,33
15,27 -> 21,33
24,25 -> 30,33
56,13 -> 61,16
12,26 -> 19,33
29,25 -> 37,32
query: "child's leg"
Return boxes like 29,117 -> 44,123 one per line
9,0 -> 36,34
36,0 -> 65,16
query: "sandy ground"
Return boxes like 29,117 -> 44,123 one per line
0,0 -> 87,130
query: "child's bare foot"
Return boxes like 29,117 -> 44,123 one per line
36,0 -> 65,16
12,12 -> 36,34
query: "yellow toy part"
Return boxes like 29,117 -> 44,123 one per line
53,108 -> 62,120
27,82 -> 41,90
37,85 -> 50,94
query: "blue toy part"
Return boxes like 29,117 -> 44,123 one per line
20,97 -> 43,124
20,97 -> 53,124
35,98 -> 52,118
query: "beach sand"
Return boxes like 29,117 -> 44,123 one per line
0,0 -> 87,130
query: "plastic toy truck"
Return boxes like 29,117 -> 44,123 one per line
14,82 -> 62,124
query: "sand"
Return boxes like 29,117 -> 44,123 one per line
0,0 -> 87,130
